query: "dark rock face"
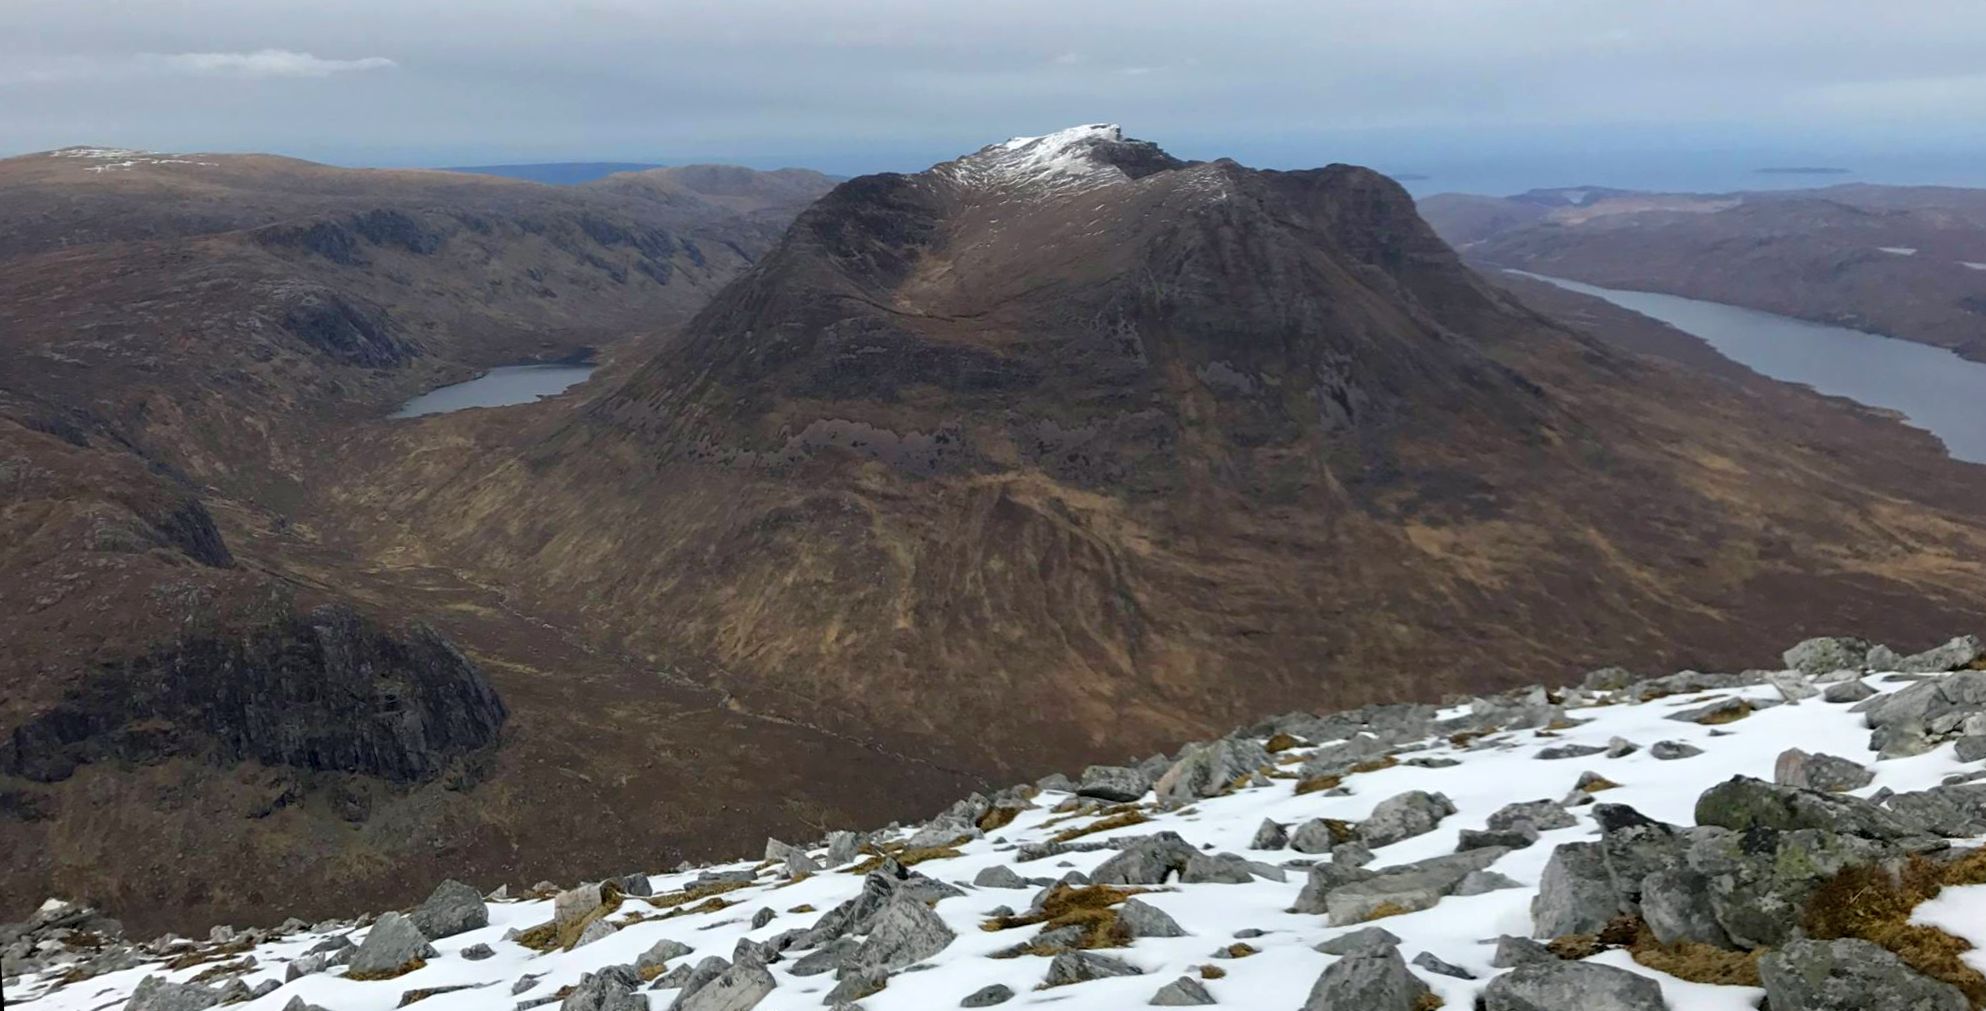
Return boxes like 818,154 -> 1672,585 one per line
2,604 -> 505,784
276,287 -> 415,367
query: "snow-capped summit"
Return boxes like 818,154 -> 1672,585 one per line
942,123 -> 1182,193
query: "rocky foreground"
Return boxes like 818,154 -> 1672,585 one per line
11,634 -> 1986,1011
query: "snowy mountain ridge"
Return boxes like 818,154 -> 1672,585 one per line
11,633 -> 1986,1011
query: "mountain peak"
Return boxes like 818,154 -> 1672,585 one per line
942,123 -> 1187,193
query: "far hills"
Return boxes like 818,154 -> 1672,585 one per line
1418,183 -> 1986,361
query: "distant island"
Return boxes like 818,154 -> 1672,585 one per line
1755,166 -> 1852,176
442,161 -> 665,185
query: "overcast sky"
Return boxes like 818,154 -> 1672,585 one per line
5,0 -> 1984,192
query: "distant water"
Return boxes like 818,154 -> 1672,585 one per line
392,364 -> 596,418
1514,272 -> 1986,465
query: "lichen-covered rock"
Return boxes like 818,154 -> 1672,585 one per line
1685,826 -> 1893,948
1180,852 -> 1256,884
637,939 -> 691,972
1637,869 -> 1730,947
1289,818 -> 1350,854
1895,636 -> 1985,674
1695,776 -> 1913,839
1487,799 -> 1577,832
1649,740 -> 1703,760
1323,848 -> 1509,925
1784,637 -> 1873,675
1298,946 -> 1431,1011
1481,960 -> 1665,1010
1758,938 -> 1968,1011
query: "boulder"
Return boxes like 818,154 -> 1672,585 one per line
825,831 -> 863,866
1090,832 -> 1199,885
1119,898 -> 1187,938
1487,800 -> 1577,832
1044,950 -> 1142,986
1292,861 -> 1379,915
1290,818 -> 1350,854
1768,671 -> 1821,702
1696,776 -> 1914,839
1823,680 -> 1877,704
125,977 -> 223,1011
1530,842 -> 1617,937
847,892 -> 955,976
1490,935 -> 1556,967
461,942 -> 496,960
961,983 -> 1015,1006
554,883 -> 605,927
1758,938 -> 1967,1011
1775,750 -> 1875,793
1686,826 -> 1894,948
1358,791 -> 1456,848
409,879 -> 488,940
1637,869 -> 1730,947
560,966 -> 648,1011
1455,869 -> 1524,895
1459,825 -> 1539,851
1076,765 -> 1153,802
1887,782 -> 1986,836
1481,960 -> 1665,1011
346,912 -> 437,978
1180,852 -> 1256,884
1298,947 -> 1432,1011
1785,637 -> 1873,675
1896,636 -> 1985,674
674,959 -> 776,1011
638,938 -> 694,970
1250,818 -> 1289,850
1154,739 -> 1271,805
1649,740 -> 1703,760
1536,743 -> 1609,761
1412,950 -> 1475,979
973,864 -> 1026,889
1666,696 -> 1752,724
1149,976 -> 1216,1005
1323,848 -> 1509,925
1314,925 -> 1400,955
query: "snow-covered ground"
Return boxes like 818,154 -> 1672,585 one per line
11,656 -> 1985,1011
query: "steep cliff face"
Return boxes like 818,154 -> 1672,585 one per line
3,604 -> 506,785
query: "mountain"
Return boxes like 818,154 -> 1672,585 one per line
1417,183 -> 1986,360
0,146 -> 857,936
342,125 -> 1986,802
443,161 -> 667,185
11,634 -> 1986,1011
13,127 -> 1986,940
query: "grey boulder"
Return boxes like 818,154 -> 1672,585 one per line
1044,950 -> 1143,986
1481,960 -> 1665,1010
1358,791 -> 1456,848
1775,750 -> 1875,793
346,912 -> 437,978
1785,637 -> 1873,675
1149,976 -> 1216,1005
1759,938 -> 1968,1011
1299,946 -> 1432,1011
409,879 -> 488,940
848,892 -> 955,975
1119,898 -> 1187,938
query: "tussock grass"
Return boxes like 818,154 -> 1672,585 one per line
1359,901 -> 1414,923
1048,810 -> 1149,844
345,958 -> 428,981
1198,964 -> 1227,979
1802,850 -> 1986,1004
1220,942 -> 1259,958
978,805 -> 1023,831
642,879 -> 748,909
981,884 -> 1146,953
1295,775 -> 1343,796
848,842 -> 967,874
1265,732 -> 1302,753
1348,756 -> 1399,774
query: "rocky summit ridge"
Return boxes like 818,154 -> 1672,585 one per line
11,632 -> 1986,1011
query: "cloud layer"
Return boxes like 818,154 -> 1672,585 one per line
1,0 -> 1981,191
149,49 -> 395,79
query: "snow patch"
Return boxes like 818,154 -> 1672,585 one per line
943,123 -> 1131,195
1960,261 -> 1986,271
1878,246 -> 1919,256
